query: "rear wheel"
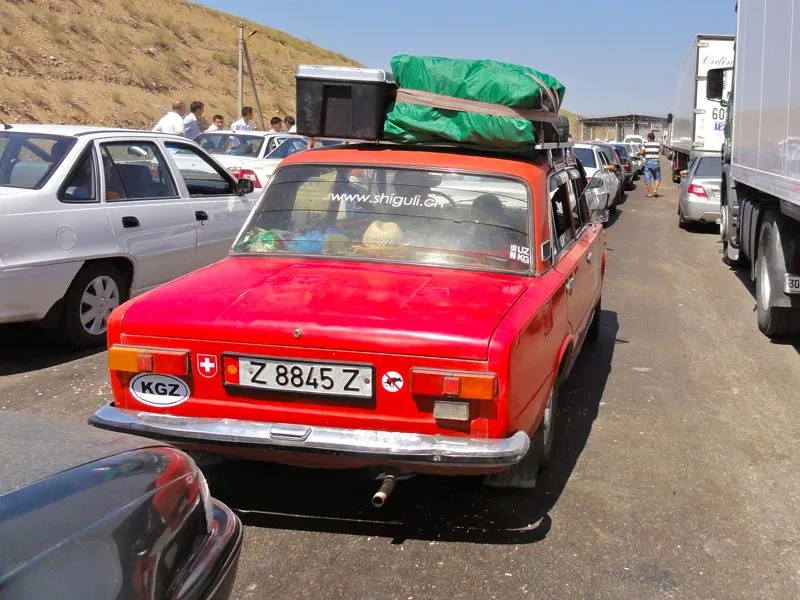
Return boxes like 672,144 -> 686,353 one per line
484,379 -> 559,489
61,262 -> 128,348
755,215 -> 800,337
678,205 -> 688,229
720,204 -> 741,266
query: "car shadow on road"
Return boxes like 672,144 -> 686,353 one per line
204,311 -> 620,546
725,261 -> 800,352
604,208 -> 622,229
0,324 -> 102,376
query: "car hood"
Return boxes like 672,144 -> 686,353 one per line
120,257 -> 528,360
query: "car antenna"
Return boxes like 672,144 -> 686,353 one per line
0,119 -> 10,130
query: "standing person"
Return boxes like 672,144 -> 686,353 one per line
152,101 -> 186,136
641,132 -> 662,197
268,116 -> 283,134
284,115 -> 297,133
231,106 -> 254,131
183,100 -> 204,139
205,114 -> 225,132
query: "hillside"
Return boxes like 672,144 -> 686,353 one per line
0,0 -> 583,132
0,0 -> 360,128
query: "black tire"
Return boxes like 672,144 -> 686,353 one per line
755,214 -> 800,337
678,206 -> 688,230
586,299 -> 601,343
484,378 -> 559,489
61,262 -> 128,348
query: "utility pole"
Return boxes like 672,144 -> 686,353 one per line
237,23 -> 245,118
243,31 -> 266,130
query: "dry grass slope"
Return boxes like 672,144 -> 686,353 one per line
0,0 -> 583,132
0,0 -> 360,128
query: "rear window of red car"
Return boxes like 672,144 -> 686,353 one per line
233,164 -> 532,273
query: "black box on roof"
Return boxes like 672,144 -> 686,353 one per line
296,65 -> 396,141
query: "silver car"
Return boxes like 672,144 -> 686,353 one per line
678,154 -> 722,228
0,125 -> 254,346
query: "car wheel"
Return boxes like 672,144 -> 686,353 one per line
61,262 -> 128,348
678,206 -> 688,230
586,299 -> 601,343
484,379 -> 559,489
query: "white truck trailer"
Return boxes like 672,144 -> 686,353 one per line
668,34 -> 734,182
706,0 -> 800,337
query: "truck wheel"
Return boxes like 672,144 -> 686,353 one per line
755,214 -> 800,337
484,379 -> 559,489
60,262 -> 128,348
720,204 -> 741,266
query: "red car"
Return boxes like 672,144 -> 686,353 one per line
91,143 -> 606,497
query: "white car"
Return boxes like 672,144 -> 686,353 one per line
194,131 -> 306,196
624,134 -> 645,145
0,124 -> 255,346
571,143 -> 621,217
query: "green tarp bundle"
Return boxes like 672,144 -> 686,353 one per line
383,55 -> 566,149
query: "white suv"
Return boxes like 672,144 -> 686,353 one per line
0,125 -> 255,346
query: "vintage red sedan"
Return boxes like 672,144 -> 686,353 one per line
91,142 -> 606,498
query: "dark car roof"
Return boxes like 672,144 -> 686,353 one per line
0,412 -> 161,495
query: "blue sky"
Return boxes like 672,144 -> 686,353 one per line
197,0 -> 736,116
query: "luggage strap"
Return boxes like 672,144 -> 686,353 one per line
395,87 -> 560,123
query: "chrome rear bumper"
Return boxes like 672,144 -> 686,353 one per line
90,404 -> 530,469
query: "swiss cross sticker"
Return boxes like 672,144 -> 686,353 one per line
197,354 -> 218,378
509,245 -> 531,265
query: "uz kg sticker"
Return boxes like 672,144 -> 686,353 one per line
509,245 -> 531,264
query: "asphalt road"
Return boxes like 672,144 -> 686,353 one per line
2,167 -> 800,599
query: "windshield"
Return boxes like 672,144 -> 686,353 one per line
613,145 -> 630,160
573,148 -> 597,168
694,156 -> 722,177
267,138 -> 308,159
233,165 -> 532,273
195,133 -> 265,158
0,132 -> 76,189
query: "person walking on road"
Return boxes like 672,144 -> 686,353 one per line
642,132 -> 662,197
152,101 -> 186,136
183,100 -> 204,140
231,106 -> 254,131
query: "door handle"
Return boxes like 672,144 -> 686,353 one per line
121,216 -> 139,228
586,252 -> 593,264
565,275 -> 575,295
195,210 -> 209,222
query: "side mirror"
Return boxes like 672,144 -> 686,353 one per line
237,177 -> 255,195
603,164 -> 616,172
706,68 -> 727,104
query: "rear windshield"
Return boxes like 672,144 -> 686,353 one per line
613,146 -> 630,159
0,132 -> 76,189
195,133 -> 264,158
573,148 -> 597,168
694,156 -> 722,177
233,165 -> 532,273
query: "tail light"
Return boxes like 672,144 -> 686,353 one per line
623,164 -> 631,172
228,167 -> 262,188
108,345 -> 189,375
410,369 -> 497,401
688,184 -> 707,198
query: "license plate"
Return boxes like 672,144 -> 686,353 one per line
785,275 -> 800,294
233,356 -> 373,398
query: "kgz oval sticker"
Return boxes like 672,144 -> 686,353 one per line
130,374 -> 190,407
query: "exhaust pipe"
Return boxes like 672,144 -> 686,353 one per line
371,474 -> 397,508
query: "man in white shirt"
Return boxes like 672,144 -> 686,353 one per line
284,115 -> 297,133
152,101 -> 186,136
183,100 -> 204,139
268,116 -> 283,134
205,114 -> 224,132
231,106 -> 254,131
